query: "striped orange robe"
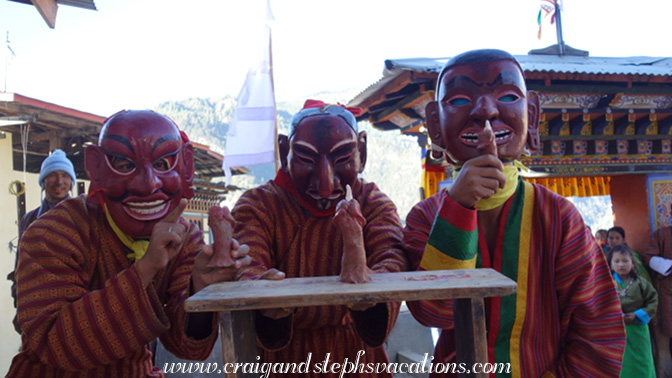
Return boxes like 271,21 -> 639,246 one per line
403,179 -> 626,378
7,196 -> 218,378
233,179 -> 408,378
9,198 -> 70,333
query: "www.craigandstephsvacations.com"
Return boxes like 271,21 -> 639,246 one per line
163,351 -> 511,376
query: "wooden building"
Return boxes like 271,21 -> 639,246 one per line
348,51 -> 672,254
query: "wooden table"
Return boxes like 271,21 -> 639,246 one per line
185,268 -> 516,378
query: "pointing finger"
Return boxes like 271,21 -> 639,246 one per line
163,198 -> 188,224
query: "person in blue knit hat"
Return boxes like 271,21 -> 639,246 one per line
23,149 -> 77,230
8,149 -> 76,333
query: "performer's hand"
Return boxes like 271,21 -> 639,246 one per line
192,238 -> 251,294
623,312 -> 637,325
259,268 -> 293,319
136,199 -> 190,287
449,155 -> 506,209
261,268 -> 286,281
333,186 -> 366,231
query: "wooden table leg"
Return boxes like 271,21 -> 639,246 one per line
219,310 -> 257,378
454,297 -> 488,378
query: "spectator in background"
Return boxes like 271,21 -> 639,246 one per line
596,228 -> 609,251
8,149 -> 76,333
19,149 -> 76,235
608,244 -> 657,378
608,226 -> 651,282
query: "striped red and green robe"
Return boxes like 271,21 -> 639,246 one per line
233,178 -> 408,378
8,196 -> 218,378
403,178 -> 626,378
644,226 -> 672,336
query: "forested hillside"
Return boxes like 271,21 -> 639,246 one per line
153,95 -> 612,229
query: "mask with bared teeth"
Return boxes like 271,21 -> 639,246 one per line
85,110 -> 194,238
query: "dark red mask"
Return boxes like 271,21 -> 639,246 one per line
85,110 -> 194,238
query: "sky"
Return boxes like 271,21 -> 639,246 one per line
1,0 -> 672,117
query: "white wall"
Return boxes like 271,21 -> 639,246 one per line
0,136 -> 33,374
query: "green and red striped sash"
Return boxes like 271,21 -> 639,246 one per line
420,178 -> 534,378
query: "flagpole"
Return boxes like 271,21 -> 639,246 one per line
268,15 -> 279,173
4,31 -> 9,92
554,0 -> 565,55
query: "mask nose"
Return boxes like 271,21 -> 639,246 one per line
470,95 -> 499,125
129,163 -> 162,193
315,155 -> 335,199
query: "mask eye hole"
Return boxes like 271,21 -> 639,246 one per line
446,95 -> 471,106
106,155 -> 135,174
497,94 -> 520,103
331,145 -> 356,166
152,150 -> 180,172
154,153 -> 178,172
291,146 -> 316,165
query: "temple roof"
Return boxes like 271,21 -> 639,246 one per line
347,52 -> 672,187
379,55 -> 672,78
351,55 -> 672,115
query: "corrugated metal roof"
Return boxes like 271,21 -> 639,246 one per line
350,54 -> 672,108
384,55 -> 672,77
522,55 -> 672,76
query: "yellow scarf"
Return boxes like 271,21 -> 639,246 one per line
103,204 -> 149,262
453,160 -> 528,211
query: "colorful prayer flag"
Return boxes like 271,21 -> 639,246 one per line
537,0 -> 557,39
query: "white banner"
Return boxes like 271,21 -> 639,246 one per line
223,1 -> 276,186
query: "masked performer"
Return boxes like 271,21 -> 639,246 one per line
8,110 -> 250,378
403,49 -> 626,377
232,100 -> 408,377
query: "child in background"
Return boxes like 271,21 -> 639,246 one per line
595,229 -> 608,252
608,244 -> 658,378
608,226 -> 652,282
